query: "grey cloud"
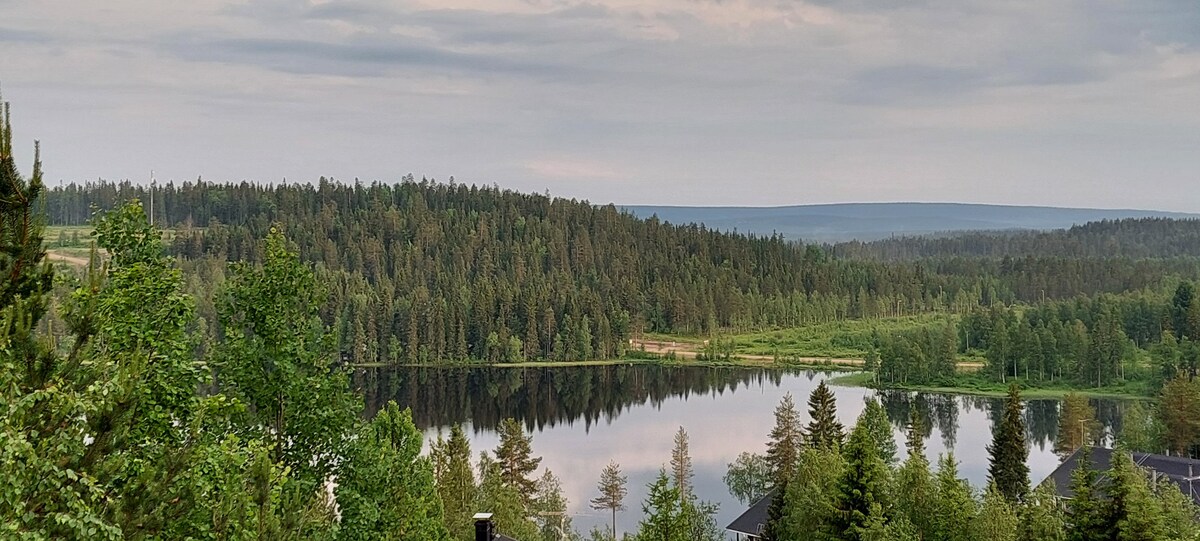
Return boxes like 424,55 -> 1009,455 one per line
840,65 -> 987,105
167,34 -> 573,79
0,27 -> 52,43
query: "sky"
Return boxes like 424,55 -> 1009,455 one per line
2,0 -> 1199,210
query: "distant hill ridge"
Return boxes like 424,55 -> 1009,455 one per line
621,202 -> 1200,242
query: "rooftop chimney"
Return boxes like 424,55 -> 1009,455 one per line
473,513 -> 495,541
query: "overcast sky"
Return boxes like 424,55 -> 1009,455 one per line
2,0 -> 1199,210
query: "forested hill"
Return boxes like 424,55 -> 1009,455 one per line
623,202 -> 1199,242
41,180 -> 1200,365
832,218 -> 1200,261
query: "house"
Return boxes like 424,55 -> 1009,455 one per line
1043,447 -> 1200,505
725,488 -> 778,540
474,513 -> 520,541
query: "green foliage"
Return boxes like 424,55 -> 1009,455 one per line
833,415 -> 892,541
1018,483 -> 1065,541
777,446 -> 845,541
670,427 -> 694,499
972,485 -> 1018,541
723,452 -> 770,506
216,226 -> 361,490
431,425 -> 478,541
931,454 -> 976,541
336,401 -> 449,541
476,452 -> 540,541
766,393 -> 803,484
493,418 -> 543,502
860,398 -> 897,466
805,381 -> 845,451
987,384 -> 1030,503
895,422 -> 935,539
590,461 -> 628,541
1065,443 -> 1109,541
634,470 -> 687,541
1157,371 -> 1200,457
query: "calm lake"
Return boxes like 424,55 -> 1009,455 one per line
357,365 -> 1128,538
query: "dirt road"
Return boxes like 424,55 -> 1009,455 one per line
47,251 -> 91,267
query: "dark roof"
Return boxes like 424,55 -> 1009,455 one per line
1044,447 -> 1200,505
726,488 -> 778,537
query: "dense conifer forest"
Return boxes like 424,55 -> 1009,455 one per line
40,180 -> 1200,373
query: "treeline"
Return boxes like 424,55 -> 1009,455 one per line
834,217 -> 1200,260
42,180 -> 1200,365
727,383 -> 1200,541
875,282 -> 1200,388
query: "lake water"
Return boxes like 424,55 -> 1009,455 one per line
357,365 -> 1127,538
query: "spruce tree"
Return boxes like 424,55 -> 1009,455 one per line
766,393 -> 803,484
636,469 -> 687,541
1106,448 -> 1167,541
861,398 -> 898,466
987,384 -> 1029,503
972,484 -> 1018,541
1018,483 -> 1065,541
434,425 -> 477,540
1065,442 -> 1109,541
896,409 -> 935,539
670,426 -> 694,499
931,454 -> 976,541
805,381 -> 845,451
833,416 -> 890,540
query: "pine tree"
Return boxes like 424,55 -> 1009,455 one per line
987,384 -> 1029,503
493,418 -> 543,502
805,381 -> 845,451
590,461 -> 628,541
766,393 -> 803,484
476,452 -> 540,541
670,426 -> 694,499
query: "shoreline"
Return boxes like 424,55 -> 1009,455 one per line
355,357 -> 1154,399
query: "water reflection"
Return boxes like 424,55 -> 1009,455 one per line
357,364 -> 791,432
364,365 -> 1132,538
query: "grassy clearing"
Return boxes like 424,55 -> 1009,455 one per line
830,371 -> 1153,399
644,315 -> 956,360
